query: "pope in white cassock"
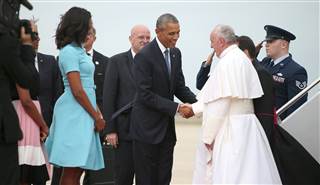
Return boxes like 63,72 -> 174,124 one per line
190,25 -> 282,184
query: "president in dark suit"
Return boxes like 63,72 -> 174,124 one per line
131,14 -> 197,185
103,25 -> 151,185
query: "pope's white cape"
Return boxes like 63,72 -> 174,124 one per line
192,45 -> 282,184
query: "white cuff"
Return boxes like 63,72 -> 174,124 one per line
202,115 -> 224,144
192,101 -> 203,116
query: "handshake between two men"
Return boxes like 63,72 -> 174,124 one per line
178,103 -> 194,118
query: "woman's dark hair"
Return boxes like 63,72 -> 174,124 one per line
237,35 -> 256,59
55,7 -> 91,49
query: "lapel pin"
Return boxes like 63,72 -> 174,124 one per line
95,61 -> 99,65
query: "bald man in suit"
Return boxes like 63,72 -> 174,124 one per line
103,25 -> 151,185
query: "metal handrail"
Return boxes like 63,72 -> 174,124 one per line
276,77 -> 320,117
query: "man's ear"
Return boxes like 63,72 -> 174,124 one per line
155,28 -> 160,34
218,37 -> 225,46
280,40 -> 288,49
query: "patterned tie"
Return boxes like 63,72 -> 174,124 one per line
164,49 -> 171,77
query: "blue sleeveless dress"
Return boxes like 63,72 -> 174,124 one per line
45,43 -> 104,170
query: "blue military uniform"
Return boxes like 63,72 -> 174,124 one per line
261,55 -> 307,119
260,25 -> 308,119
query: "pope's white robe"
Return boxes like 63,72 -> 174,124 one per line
192,45 -> 282,185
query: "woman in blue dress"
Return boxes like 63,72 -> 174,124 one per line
45,7 -> 106,185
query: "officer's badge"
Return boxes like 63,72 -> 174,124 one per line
95,61 -> 99,65
277,73 -> 283,76
296,80 -> 307,89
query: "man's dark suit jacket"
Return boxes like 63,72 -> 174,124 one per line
130,39 -> 197,144
196,62 -> 211,90
92,50 -> 109,110
37,52 -> 63,127
103,50 -> 135,141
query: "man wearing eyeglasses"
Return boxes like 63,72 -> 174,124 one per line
259,25 -> 308,120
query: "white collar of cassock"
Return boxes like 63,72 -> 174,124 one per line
219,44 -> 238,59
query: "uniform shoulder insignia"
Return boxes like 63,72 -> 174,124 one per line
296,80 -> 307,90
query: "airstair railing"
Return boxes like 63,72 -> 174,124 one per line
277,77 -> 320,122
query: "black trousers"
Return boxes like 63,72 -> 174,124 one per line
0,142 -> 20,185
83,140 -> 134,185
114,140 -> 134,185
133,126 -> 176,185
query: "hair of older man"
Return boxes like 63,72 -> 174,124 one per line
214,24 -> 237,44
156,13 -> 179,29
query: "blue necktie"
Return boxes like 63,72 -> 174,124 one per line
164,49 -> 171,77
